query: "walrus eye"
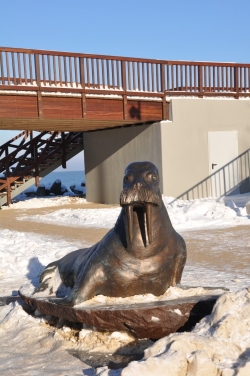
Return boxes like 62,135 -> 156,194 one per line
145,172 -> 158,183
124,174 -> 133,184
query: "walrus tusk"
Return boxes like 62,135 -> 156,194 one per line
146,203 -> 152,244
125,205 -> 133,244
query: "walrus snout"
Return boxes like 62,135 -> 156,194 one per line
120,162 -> 161,246
133,182 -> 143,189
120,183 -> 160,246
120,186 -> 161,207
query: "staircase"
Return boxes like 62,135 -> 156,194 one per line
0,130 -> 84,206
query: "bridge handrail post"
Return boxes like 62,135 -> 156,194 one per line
198,64 -> 203,98
122,60 -> 127,120
161,63 -> 167,120
34,54 -> 41,87
234,66 -> 239,99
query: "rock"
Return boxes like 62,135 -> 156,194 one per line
70,182 -> 86,195
19,290 -> 220,339
24,179 -> 68,197
60,183 -> 68,194
50,179 -> 61,195
36,185 -> 46,196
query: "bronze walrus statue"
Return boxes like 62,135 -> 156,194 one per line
36,161 -> 187,306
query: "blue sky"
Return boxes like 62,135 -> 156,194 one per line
1,0 -> 250,170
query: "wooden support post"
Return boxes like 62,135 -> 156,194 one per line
6,178 -> 11,206
33,145 -> 40,187
5,158 -> 11,206
37,91 -> 43,117
162,96 -> 168,120
61,132 -> 66,169
35,175 -> 40,187
123,95 -> 127,120
81,93 -> 86,118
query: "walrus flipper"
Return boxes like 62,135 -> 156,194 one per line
39,261 -> 59,283
50,269 -> 104,307
51,246 -> 106,306
170,233 -> 187,286
34,262 -> 59,294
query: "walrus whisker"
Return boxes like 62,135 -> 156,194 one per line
125,204 -> 133,244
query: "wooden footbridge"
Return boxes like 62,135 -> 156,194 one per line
1,46 -> 250,205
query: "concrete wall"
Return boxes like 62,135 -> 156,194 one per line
84,98 -> 250,204
84,123 -> 163,204
161,98 -> 250,199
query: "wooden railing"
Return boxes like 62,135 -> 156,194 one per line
0,47 -> 250,98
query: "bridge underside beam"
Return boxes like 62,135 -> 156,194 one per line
0,94 -> 166,132
0,117 -> 147,132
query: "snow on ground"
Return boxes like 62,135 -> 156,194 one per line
96,289 -> 250,376
0,228 -> 250,375
15,194 -> 250,231
1,193 -> 250,375
0,229 -> 90,296
0,302 -> 90,376
2,194 -> 87,209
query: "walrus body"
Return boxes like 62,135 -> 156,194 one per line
37,162 -> 187,306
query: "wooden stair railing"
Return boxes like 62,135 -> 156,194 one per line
0,130 -> 83,205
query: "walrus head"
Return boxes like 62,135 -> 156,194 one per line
120,161 -> 161,245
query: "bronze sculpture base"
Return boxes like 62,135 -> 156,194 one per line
19,284 -> 221,339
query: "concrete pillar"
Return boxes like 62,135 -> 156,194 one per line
84,123 -> 163,204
